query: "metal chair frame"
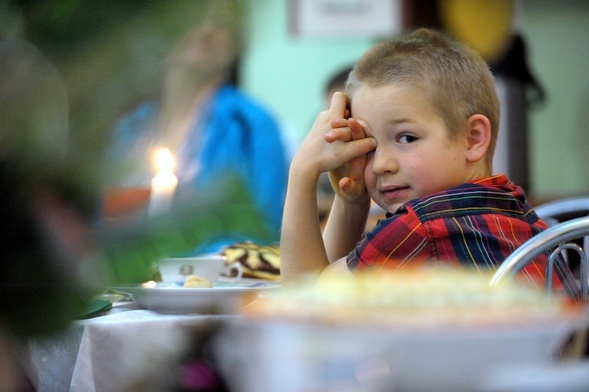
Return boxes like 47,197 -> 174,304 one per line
490,216 -> 589,302
531,196 -> 589,299
534,196 -> 589,227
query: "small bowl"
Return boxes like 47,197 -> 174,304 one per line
158,255 -> 242,285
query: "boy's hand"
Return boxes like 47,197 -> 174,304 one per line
325,116 -> 371,205
292,92 -> 375,187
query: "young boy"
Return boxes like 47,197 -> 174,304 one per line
280,28 -> 578,297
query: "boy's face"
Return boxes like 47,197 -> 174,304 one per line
352,84 -> 474,213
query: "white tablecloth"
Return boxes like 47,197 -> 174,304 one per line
28,303 -> 226,392
25,302 -> 589,392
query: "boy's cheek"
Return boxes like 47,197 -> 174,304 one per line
363,163 -> 376,185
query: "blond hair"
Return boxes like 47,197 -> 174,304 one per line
346,28 -> 500,162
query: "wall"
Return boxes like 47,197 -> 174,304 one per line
241,0 -> 589,198
240,0 -> 376,157
519,0 -> 589,198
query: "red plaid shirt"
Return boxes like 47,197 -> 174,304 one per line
347,175 -> 578,298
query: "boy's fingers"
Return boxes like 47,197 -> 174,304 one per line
325,127 -> 352,143
354,135 -> 376,151
348,118 -> 366,141
339,137 -> 376,161
330,118 -> 347,128
328,92 -> 348,119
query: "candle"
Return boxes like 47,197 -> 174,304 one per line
148,148 -> 178,217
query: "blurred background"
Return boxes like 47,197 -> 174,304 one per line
1,0 -> 587,199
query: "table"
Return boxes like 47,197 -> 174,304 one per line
27,302 -> 227,392
24,300 -> 589,392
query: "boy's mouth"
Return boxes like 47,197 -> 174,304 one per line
380,185 -> 410,200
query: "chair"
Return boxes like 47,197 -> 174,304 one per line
534,196 -> 589,282
534,196 -> 589,227
490,216 -> 589,302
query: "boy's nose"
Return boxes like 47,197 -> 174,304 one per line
372,148 -> 398,174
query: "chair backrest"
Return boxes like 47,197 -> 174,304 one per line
534,196 -> 589,226
490,216 -> 589,302
534,196 -> 589,295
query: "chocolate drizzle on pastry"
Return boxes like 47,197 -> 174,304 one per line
221,242 -> 280,281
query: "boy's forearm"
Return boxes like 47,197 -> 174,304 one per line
280,167 -> 329,284
323,195 -> 370,262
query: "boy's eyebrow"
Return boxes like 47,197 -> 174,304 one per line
385,117 -> 414,126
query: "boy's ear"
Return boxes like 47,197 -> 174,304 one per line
464,114 -> 491,162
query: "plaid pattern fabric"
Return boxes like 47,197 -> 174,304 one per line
347,175 -> 579,298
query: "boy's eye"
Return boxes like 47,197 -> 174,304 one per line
397,134 -> 418,144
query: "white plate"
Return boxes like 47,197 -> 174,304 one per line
110,279 -> 280,314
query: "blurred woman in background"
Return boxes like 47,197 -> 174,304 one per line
106,0 -> 288,253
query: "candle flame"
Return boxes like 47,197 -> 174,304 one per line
154,148 -> 175,173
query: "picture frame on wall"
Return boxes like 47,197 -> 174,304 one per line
289,0 -> 403,38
